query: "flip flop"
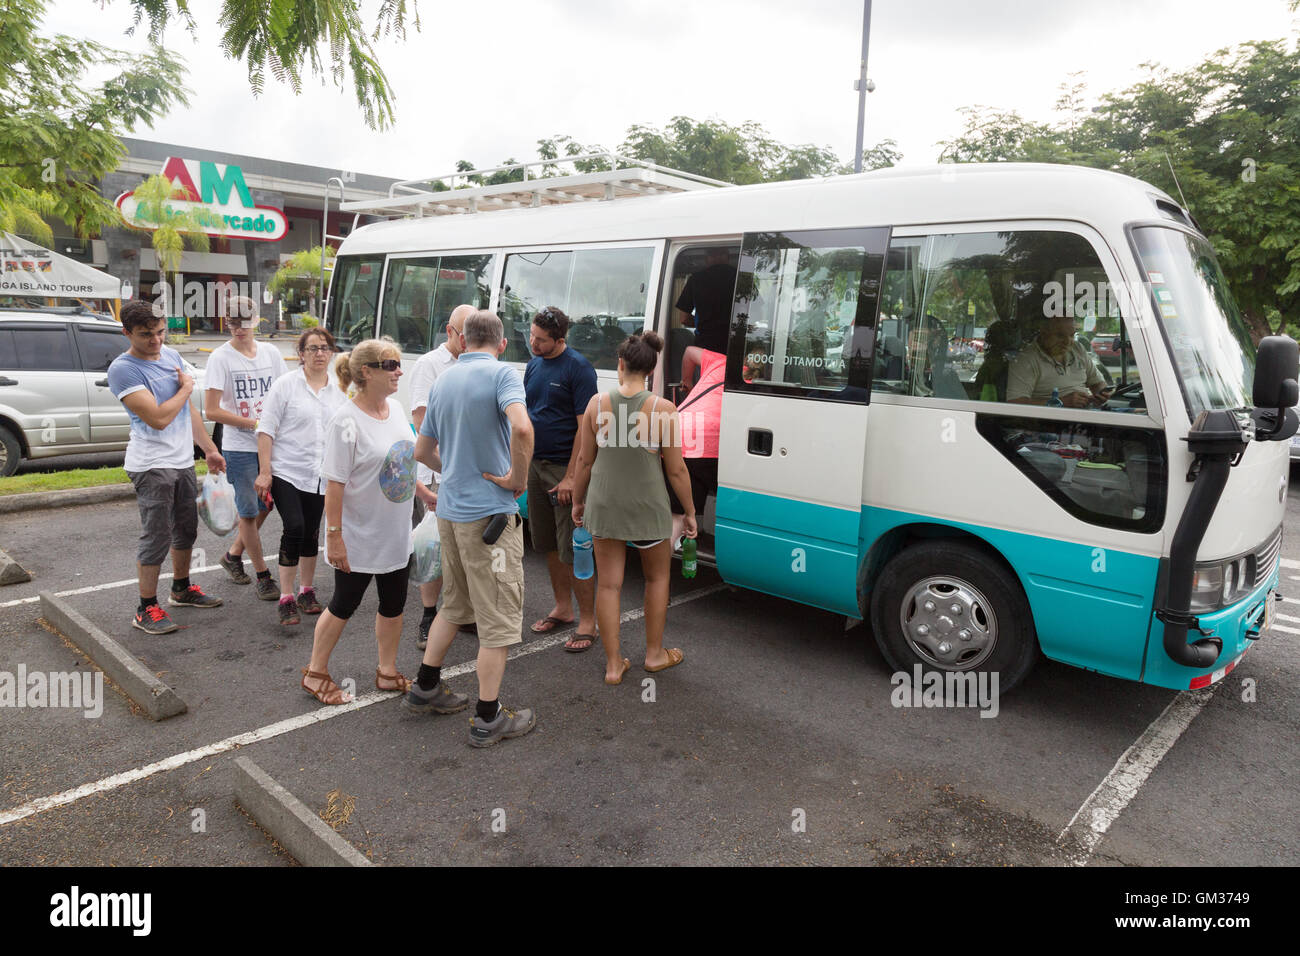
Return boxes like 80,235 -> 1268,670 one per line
644,647 -> 684,673
564,631 -> 598,653
530,615 -> 573,634
605,658 -> 632,685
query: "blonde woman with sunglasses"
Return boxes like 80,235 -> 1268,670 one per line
300,339 -> 416,705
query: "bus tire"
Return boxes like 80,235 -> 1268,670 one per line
869,540 -> 1038,694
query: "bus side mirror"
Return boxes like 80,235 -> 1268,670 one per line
1252,335 -> 1299,441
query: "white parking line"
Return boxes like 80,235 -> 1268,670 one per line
1271,622 -> 1300,636
1277,613 -> 1300,624
0,565 -> 222,610
1281,558 -> 1300,570
0,583 -> 728,828
1058,689 -> 1218,866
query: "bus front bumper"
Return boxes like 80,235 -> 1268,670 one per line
1144,565 -> 1281,690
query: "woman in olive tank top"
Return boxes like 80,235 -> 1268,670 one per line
572,331 -> 699,685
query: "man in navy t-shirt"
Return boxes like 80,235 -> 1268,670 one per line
523,307 -> 599,651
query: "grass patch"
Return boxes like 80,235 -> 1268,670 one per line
0,461 -> 208,497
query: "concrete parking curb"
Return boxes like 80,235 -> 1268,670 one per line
38,592 -> 188,721
0,549 -> 32,585
0,483 -> 135,514
232,757 -> 372,867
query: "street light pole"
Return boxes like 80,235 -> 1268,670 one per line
853,0 -> 873,174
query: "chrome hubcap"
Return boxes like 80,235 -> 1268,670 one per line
899,576 -> 997,669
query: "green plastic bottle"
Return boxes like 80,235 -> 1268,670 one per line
681,536 -> 697,579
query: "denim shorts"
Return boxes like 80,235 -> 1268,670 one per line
224,449 -> 270,519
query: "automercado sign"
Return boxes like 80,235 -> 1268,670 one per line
115,157 -> 288,242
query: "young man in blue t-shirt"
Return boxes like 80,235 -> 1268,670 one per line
522,307 -> 599,651
107,301 -> 226,634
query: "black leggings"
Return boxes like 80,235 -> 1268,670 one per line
327,565 -> 410,620
270,476 -> 324,566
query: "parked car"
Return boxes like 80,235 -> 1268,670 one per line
1091,334 -> 1126,362
0,307 -> 216,477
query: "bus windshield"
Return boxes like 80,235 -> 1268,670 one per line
1132,227 -> 1255,418
325,254 -> 384,348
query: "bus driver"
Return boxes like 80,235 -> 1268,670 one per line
1007,312 -> 1111,408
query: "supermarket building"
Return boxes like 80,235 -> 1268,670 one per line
82,137 -> 401,330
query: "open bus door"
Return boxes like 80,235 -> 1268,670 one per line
713,227 -> 888,618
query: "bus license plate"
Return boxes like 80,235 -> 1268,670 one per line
1262,595 -> 1276,636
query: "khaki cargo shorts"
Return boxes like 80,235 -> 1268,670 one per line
437,513 -> 524,649
527,458 -> 575,564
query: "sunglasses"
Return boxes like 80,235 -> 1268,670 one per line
364,359 -> 401,372
302,345 -> 335,354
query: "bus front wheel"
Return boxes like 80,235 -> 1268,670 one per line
869,540 -> 1038,694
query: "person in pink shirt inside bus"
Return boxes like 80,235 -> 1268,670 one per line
669,345 -> 724,546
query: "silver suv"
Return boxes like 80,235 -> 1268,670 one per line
0,307 -> 214,476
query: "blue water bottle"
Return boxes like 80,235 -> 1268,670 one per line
573,527 -> 594,580
1047,387 -> 1064,408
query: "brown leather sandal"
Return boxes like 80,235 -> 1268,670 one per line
375,668 -> 412,693
301,667 -> 351,705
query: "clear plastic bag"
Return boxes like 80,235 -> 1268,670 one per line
196,472 -> 238,537
409,510 -> 441,583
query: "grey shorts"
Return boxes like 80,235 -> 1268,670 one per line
128,467 -> 199,565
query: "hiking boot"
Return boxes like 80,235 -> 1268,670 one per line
296,587 -> 323,615
133,603 -> 178,634
402,680 -> 469,715
219,552 -> 251,585
468,703 -> 536,748
416,614 -> 434,651
277,596 -> 300,627
168,584 -> 222,608
254,574 -> 280,601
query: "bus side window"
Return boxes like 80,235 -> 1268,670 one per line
877,230 -> 1134,410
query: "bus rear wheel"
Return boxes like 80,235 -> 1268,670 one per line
869,540 -> 1038,694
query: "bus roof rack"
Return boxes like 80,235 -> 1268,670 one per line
337,153 -> 730,218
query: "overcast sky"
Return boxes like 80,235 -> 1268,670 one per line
43,0 -> 1299,184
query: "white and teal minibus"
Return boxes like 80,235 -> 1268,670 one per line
325,161 -> 1297,693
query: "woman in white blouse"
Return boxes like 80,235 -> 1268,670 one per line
254,328 -> 346,627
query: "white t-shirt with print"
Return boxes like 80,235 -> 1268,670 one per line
204,340 -> 288,453
321,397 -> 416,574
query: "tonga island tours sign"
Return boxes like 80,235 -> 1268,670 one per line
115,157 -> 288,242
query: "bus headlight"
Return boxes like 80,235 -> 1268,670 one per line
1190,557 -> 1253,613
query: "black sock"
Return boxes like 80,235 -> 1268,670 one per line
421,605 -> 437,622
416,664 -> 441,690
171,576 -> 190,592
225,551 -> 239,563
475,698 -> 499,722
139,595 -> 158,611
256,569 -> 272,580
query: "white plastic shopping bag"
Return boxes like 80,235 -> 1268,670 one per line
410,510 -> 441,583
197,472 -> 238,537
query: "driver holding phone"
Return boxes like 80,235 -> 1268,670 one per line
1007,313 -> 1112,408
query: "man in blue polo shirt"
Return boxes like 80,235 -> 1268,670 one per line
523,306 -> 599,651
405,309 -> 539,749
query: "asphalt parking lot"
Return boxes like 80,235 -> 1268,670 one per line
1,474 -> 1298,867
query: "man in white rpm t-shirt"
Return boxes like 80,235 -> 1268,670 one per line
203,296 -> 288,599
407,303 -> 477,649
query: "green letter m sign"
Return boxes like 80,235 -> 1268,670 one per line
200,162 -> 253,207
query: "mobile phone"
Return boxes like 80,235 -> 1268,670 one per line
482,513 -> 509,544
